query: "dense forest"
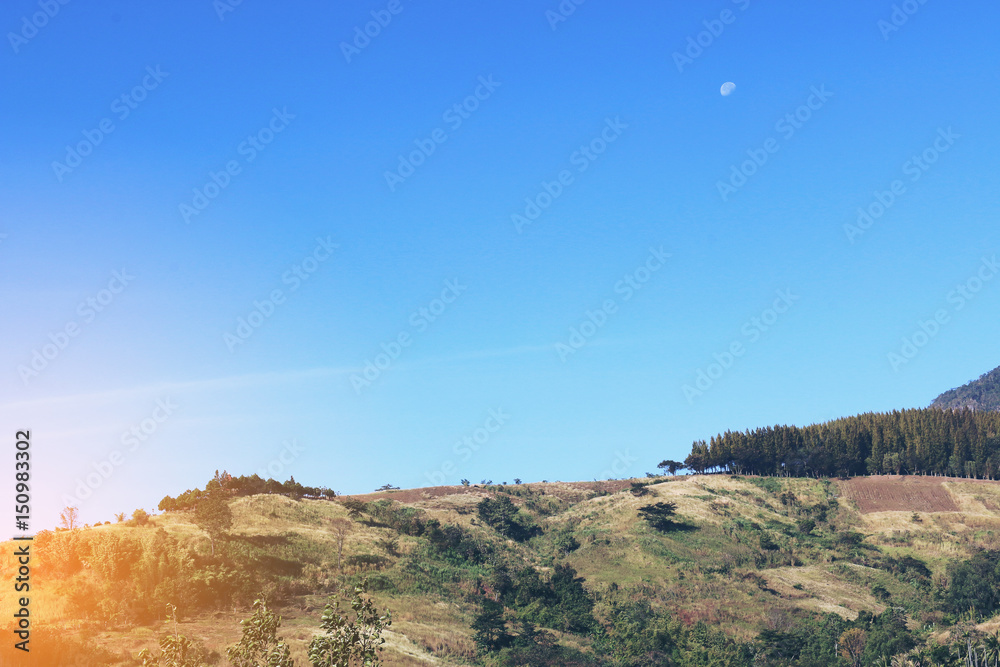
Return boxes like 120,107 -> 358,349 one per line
157,472 -> 337,511
682,407 -> 1000,478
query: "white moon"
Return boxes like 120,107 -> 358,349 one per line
721,82 -> 736,96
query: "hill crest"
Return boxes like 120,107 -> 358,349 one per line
931,364 -> 1000,411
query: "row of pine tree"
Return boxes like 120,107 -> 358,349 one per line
684,408 -> 1000,478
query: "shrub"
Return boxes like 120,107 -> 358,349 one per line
226,598 -> 294,667
637,502 -> 680,532
942,550 -> 1000,617
308,578 -> 392,666
477,496 -> 539,542
629,482 -> 649,497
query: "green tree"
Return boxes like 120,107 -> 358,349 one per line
138,634 -> 207,667
193,493 -> 232,556
681,404 -> 1000,478
308,578 -> 392,667
227,598 -> 295,667
861,609 -> 914,664
477,495 -> 537,541
478,495 -> 517,530
471,599 -> 511,653
629,481 -> 649,497
340,498 -> 367,520
657,459 -> 685,476
138,604 -> 209,667
637,502 -> 680,532
943,550 -> 1000,617
553,530 -> 580,557
839,628 -> 867,667
548,564 -> 596,632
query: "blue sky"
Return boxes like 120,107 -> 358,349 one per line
2,0 -> 999,528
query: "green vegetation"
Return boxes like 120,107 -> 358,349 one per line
158,470 -> 335,512
193,491 -> 232,556
15,471 -> 1000,665
636,501 -> 682,531
941,550 -> 1000,618
932,364 -> 1000,412
684,407 -> 1000,477
28,368 -> 1000,664
476,495 -> 539,542
139,604 -> 218,666
308,579 -> 392,666
137,583 -> 389,667
226,599 -> 295,667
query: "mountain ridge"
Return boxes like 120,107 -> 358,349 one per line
930,364 -> 1000,411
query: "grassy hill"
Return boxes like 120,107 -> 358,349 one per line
7,474 -> 1000,665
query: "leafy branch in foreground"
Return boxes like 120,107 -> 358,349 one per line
227,597 -> 295,667
308,578 -> 392,667
138,604 -> 211,667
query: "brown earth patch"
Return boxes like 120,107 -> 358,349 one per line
343,479 -> 637,504
837,476 -> 960,513
343,485 -> 478,503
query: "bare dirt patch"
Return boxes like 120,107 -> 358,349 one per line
344,479 -> 637,505
343,485 -> 480,503
837,476 -> 959,513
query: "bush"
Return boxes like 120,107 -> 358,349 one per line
345,554 -> 388,570
637,502 -> 680,532
629,482 -> 649,497
308,579 -> 392,666
835,531 -> 864,547
942,550 -> 1000,617
339,498 -> 367,519
424,520 -> 489,564
477,496 -> 539,542
749,477 -> 782,494
553,531 -> 580,557
860,609 -> 915,664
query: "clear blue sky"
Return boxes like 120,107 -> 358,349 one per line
2,0 -> 999,528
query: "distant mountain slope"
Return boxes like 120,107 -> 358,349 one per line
931,364 -> 1000,411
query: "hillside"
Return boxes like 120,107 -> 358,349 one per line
931,364 -> 1000,411
7,474 -> 1000,665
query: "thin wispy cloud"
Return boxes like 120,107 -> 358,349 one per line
0,365 -> 354,412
